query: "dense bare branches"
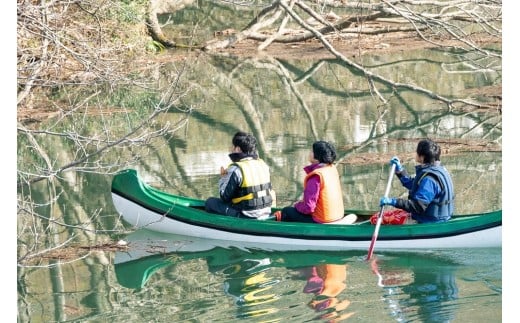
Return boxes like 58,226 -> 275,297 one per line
18,0 -> 146,107
202,0 -> 500,111
17,0 -> 192,266
204,0 -> 501,49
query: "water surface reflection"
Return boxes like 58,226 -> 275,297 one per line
113,231 -> 500,322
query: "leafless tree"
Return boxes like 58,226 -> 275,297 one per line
17,0 -> 192,266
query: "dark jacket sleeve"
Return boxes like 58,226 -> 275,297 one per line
219,167 -> 242,203
394,197 -> 428,215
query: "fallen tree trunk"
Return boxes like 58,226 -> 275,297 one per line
146,0 -> 197,48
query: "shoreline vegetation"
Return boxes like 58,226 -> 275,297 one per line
18,0 -> 502,123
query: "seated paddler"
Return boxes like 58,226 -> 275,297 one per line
205,131 -> 275,219
273,140 -> 346,223
379,138 -> 455,224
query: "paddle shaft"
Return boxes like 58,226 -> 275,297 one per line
366,163 -> 396,260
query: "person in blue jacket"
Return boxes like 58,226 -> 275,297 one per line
379,139 -> 455,223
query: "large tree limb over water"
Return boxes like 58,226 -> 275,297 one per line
200,0 -> 501,110
203,0 -> 501,50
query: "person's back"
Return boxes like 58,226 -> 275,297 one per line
380,138 -> 455,223
304,162 -> 344,223
275,140 -> 344,223
408,160 -> 454,223
205,131 -> 274,219
228,157 -> 273,217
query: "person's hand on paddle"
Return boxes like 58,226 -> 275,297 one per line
389,156 -> 403,173
379,197 -> 397,207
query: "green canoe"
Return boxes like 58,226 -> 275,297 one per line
111,169 -> 501,251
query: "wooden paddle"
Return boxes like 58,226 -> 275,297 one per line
366,163 -> 396,260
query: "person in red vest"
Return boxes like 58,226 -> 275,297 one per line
274,141 -> 344,223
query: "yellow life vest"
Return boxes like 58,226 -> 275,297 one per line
231,159 -> 273,210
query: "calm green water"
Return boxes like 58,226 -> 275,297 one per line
110,232 -> 501,322
17,9 -> 502,323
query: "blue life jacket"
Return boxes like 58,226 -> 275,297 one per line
410,164 -> 455,223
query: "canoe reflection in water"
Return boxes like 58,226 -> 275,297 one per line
114,231 -> 360,320
114,231 -> 466,321
296,264 -> 355,321
371,254 -> 459,322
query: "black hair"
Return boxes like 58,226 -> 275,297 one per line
232,131 -> 257,155
312,141 -> 337,164
416,138 -> 441,164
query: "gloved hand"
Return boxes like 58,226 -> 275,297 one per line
380,197 -> 397,207
390,156 -> 403,172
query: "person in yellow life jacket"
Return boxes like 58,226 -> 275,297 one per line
275,141 -> 344,223
205,131 -> 275,219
